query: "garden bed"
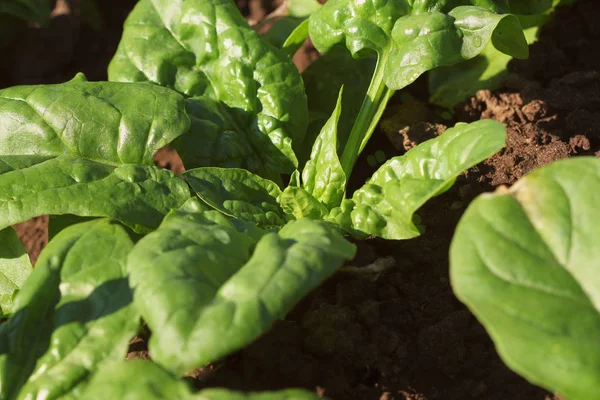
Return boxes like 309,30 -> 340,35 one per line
7,0 -> 600,399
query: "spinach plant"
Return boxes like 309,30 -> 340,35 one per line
0,0 -> 530,397
451,157 -> 600,400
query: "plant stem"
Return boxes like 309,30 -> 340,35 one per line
340,52 -> 394,177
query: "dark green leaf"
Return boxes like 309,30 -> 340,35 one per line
109,0 -> 308,177
128,215 -> 354,374
451,157 -> 600,400
183,167 -> 287,228
335,119 -> 506,239
0,228 -> 32,317
0,156 -> 190,233
0,219 -> 139,399
0,0 -> 52,24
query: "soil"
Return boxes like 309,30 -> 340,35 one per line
5,0 -> 600,399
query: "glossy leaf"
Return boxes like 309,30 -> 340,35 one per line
302,87 -> 346,210
83,360 -> 323,400
184,167 -> 287,228
109,0 -> 308,177
0,156 -> 190,233
128,215 -> 354,374
451,157 -> 600,400
0,219 -> 139,399
0,0 -> 51,23
335,119 -> 506,239
0,228 -> 32,317
0,75 -> 189,166
309,1 -> 528,90
279,186 -> 329,220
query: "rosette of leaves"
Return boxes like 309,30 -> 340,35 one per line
0,74 -> 355,398
451,157 -> 600,400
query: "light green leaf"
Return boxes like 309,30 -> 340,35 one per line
109,0 -> 308,177
302,87 -> 346,209
0,0 -> 52,24
281,18 -> 311,57
336,119 -> 506,239
288,0 -> 322,18
0,75 -> 189,166
280,186 -> 329,220
83,360 -> 323,400
0,219 -> 140,399
309,1 -> 527,91
451,157 -> 600,400
128,216 -> 354,374
183,167 -> 287,228
0,156 -> 190,233
0,228 -> 32,317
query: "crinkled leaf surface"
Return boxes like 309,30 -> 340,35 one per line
128,214 -> 354,374
309,0 -> 527,90
0,75 -> 189,166
184,167 -> 287,228
0,77 -> 191,232
0,156 -> 190,233
301,87 -> 346,210
279,186 -> 328,220
0,228 -> 32,317
0,0 -> 51,23
0,219 -> 140,400
333,119 -> 506,239
109,0 -> 308,177
451,157 -> 600,400
83,360 -> 323,400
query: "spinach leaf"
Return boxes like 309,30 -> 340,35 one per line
451,157 -> 600,400
0,0 -> 52,24
83,359 -> 323,399
183,167 -> 288,229
0,219 -> 139,399
309,0 -> 527,175
128,212 -> 355,374
279,186 -> 329,220
331,119 -> 506,239
109,0 -> 308,178
0,77 -> 192,232
0,228 -> 32,317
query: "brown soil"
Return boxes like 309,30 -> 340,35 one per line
6,0 -> 600,399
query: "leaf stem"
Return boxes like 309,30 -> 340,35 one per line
340,51 -> 394,177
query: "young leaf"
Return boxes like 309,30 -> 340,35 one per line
0,227 -> 32,317
128,215 -> 355,375
183,167 -> 288,228
0,75 -> 189,166
109,0 -> 308,177
279,186 -> 329,220
0,219 -> 140,399
336,119 -> 506,239
451,157 -> 600,400
302,87 -> 346,210
83,360 -> 323,399
0,156 -> 190,233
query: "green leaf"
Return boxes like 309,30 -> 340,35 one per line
0,0 -> 52,24
279,186 -> 329,220
0,156 -> 190,233
128,215 -> 354,374
83,359 -> 323,400
0,219 -> 140,399
281,18 -> 311,57
309,1 -> 527,91
0,228 -> 32,317
288,0 -> 322,18
109,0 -> 308,177
183,167 -> 288,228
451,157 -> 600,400
337,119 -> 506,239
301,87 -> 346,210
0,75 -> 189,166
508,0 -> 553,14
300,50 -> 375,164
